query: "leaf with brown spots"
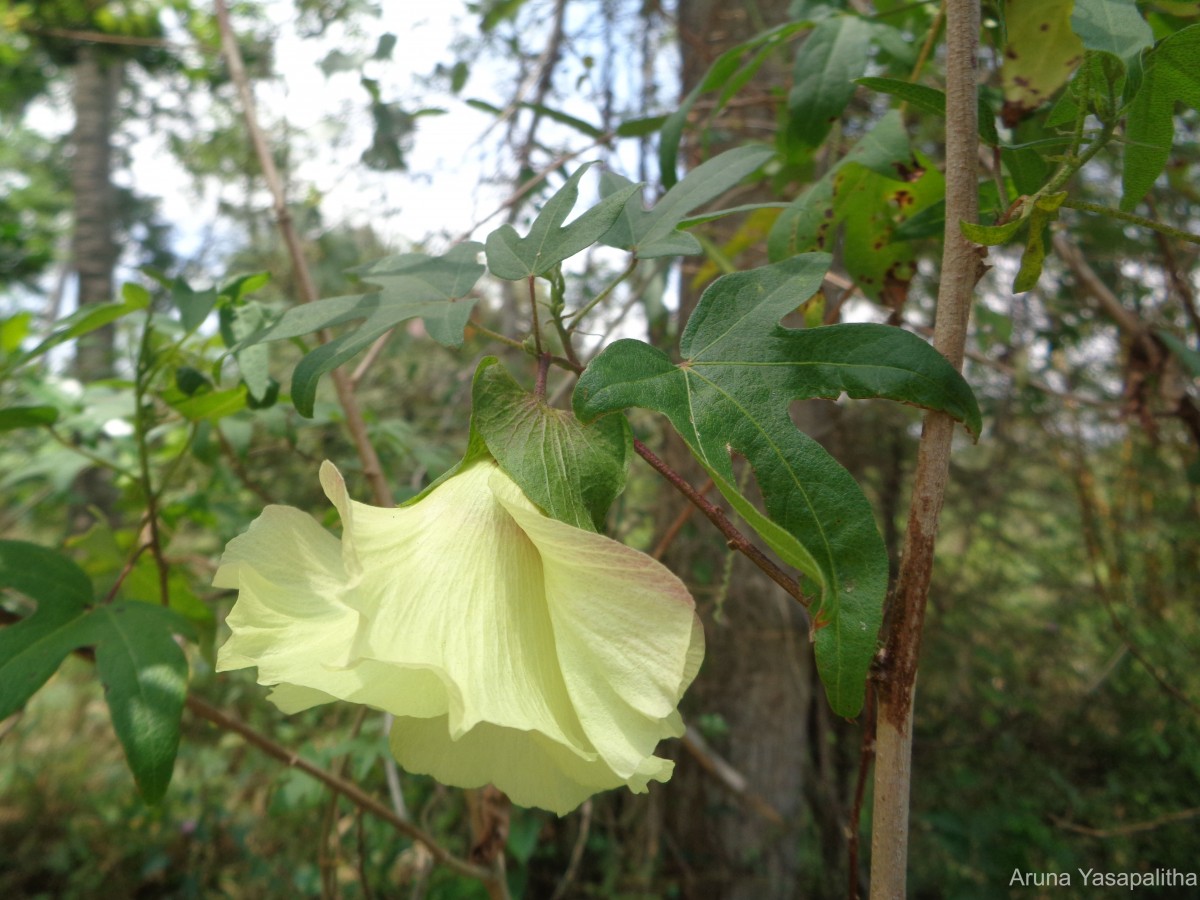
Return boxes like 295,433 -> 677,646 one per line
1000,0 -> 1084,125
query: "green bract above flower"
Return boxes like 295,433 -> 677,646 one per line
215,458 -> 704,815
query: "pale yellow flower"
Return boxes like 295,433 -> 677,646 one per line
215,458 -> 704,815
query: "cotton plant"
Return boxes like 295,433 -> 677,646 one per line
0,151 -> 978,834
209,155 -> 979,815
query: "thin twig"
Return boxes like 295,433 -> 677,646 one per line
1062,198 -> 1200,246
319,705 -> 372,897
216,426 -> 275,505
528,276 -> 545,357
549,800 -> 593,900
185,694 -> 497,883
350,329 -> 396,388
213,0 -> 392,507
566,257 -> 638,331
905,0 -> 946,84
29,26 -> 186,49
651,479 -> 713,559
134,321 -> 170,607
100,539 -> 153,604
680,726 -> 785,825
1051,807 -> 1200,838
454,146 -> 597,244
847,679 -> 876,900
1146,199 -> 1200,335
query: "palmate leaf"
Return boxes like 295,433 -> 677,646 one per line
485,164 -> 642,280
600,146 -> 775,258
471,357 -> 630,532
0,541 -> 93,721
243,244 -> 486,417
574,255 -> 980,716
0,541 -> 191,804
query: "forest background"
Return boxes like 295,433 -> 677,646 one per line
1,0 -> 1198,898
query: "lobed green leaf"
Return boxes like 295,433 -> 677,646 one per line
242,244 -> 485,417
485,164 -> 642,279
600,146 -> 775,258
0,541 -> 94,721
575,256 -> 981,715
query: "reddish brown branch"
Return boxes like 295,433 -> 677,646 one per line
632,439 -> 810,608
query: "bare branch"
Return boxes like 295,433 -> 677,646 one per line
213,0 -> 392,507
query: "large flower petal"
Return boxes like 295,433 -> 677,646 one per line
214,499 -> 448,719
491,471 -> 704,778
318,460 -> 593,754
215,458 -> 706,815
388,715 -> 671,816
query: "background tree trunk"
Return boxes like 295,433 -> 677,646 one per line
69,45 -> 123,528
658,3 -> 836,898
70,44 -> 122,380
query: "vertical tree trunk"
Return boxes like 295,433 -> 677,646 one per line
70,44 -> 122,380
69,45 -> 123,528
660,3 -> 828,898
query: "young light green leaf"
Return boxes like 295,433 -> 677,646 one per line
1013,192 -> 1066,293
574,256 -> 981,715
166,385 -> 249,421
0,541 -> 93,721
600,146 -> 775,258
485,164 -> 641,279
1123,25 -> 1200,210
243,244 -> 485,417
220,301 -> 272,401
961,217 -> 1026,246
471,357 -> 630,532
171,279 -> 218,334
1070,0 -> 1153,70
788,15 -> 873,148
73,602 -> 191,804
